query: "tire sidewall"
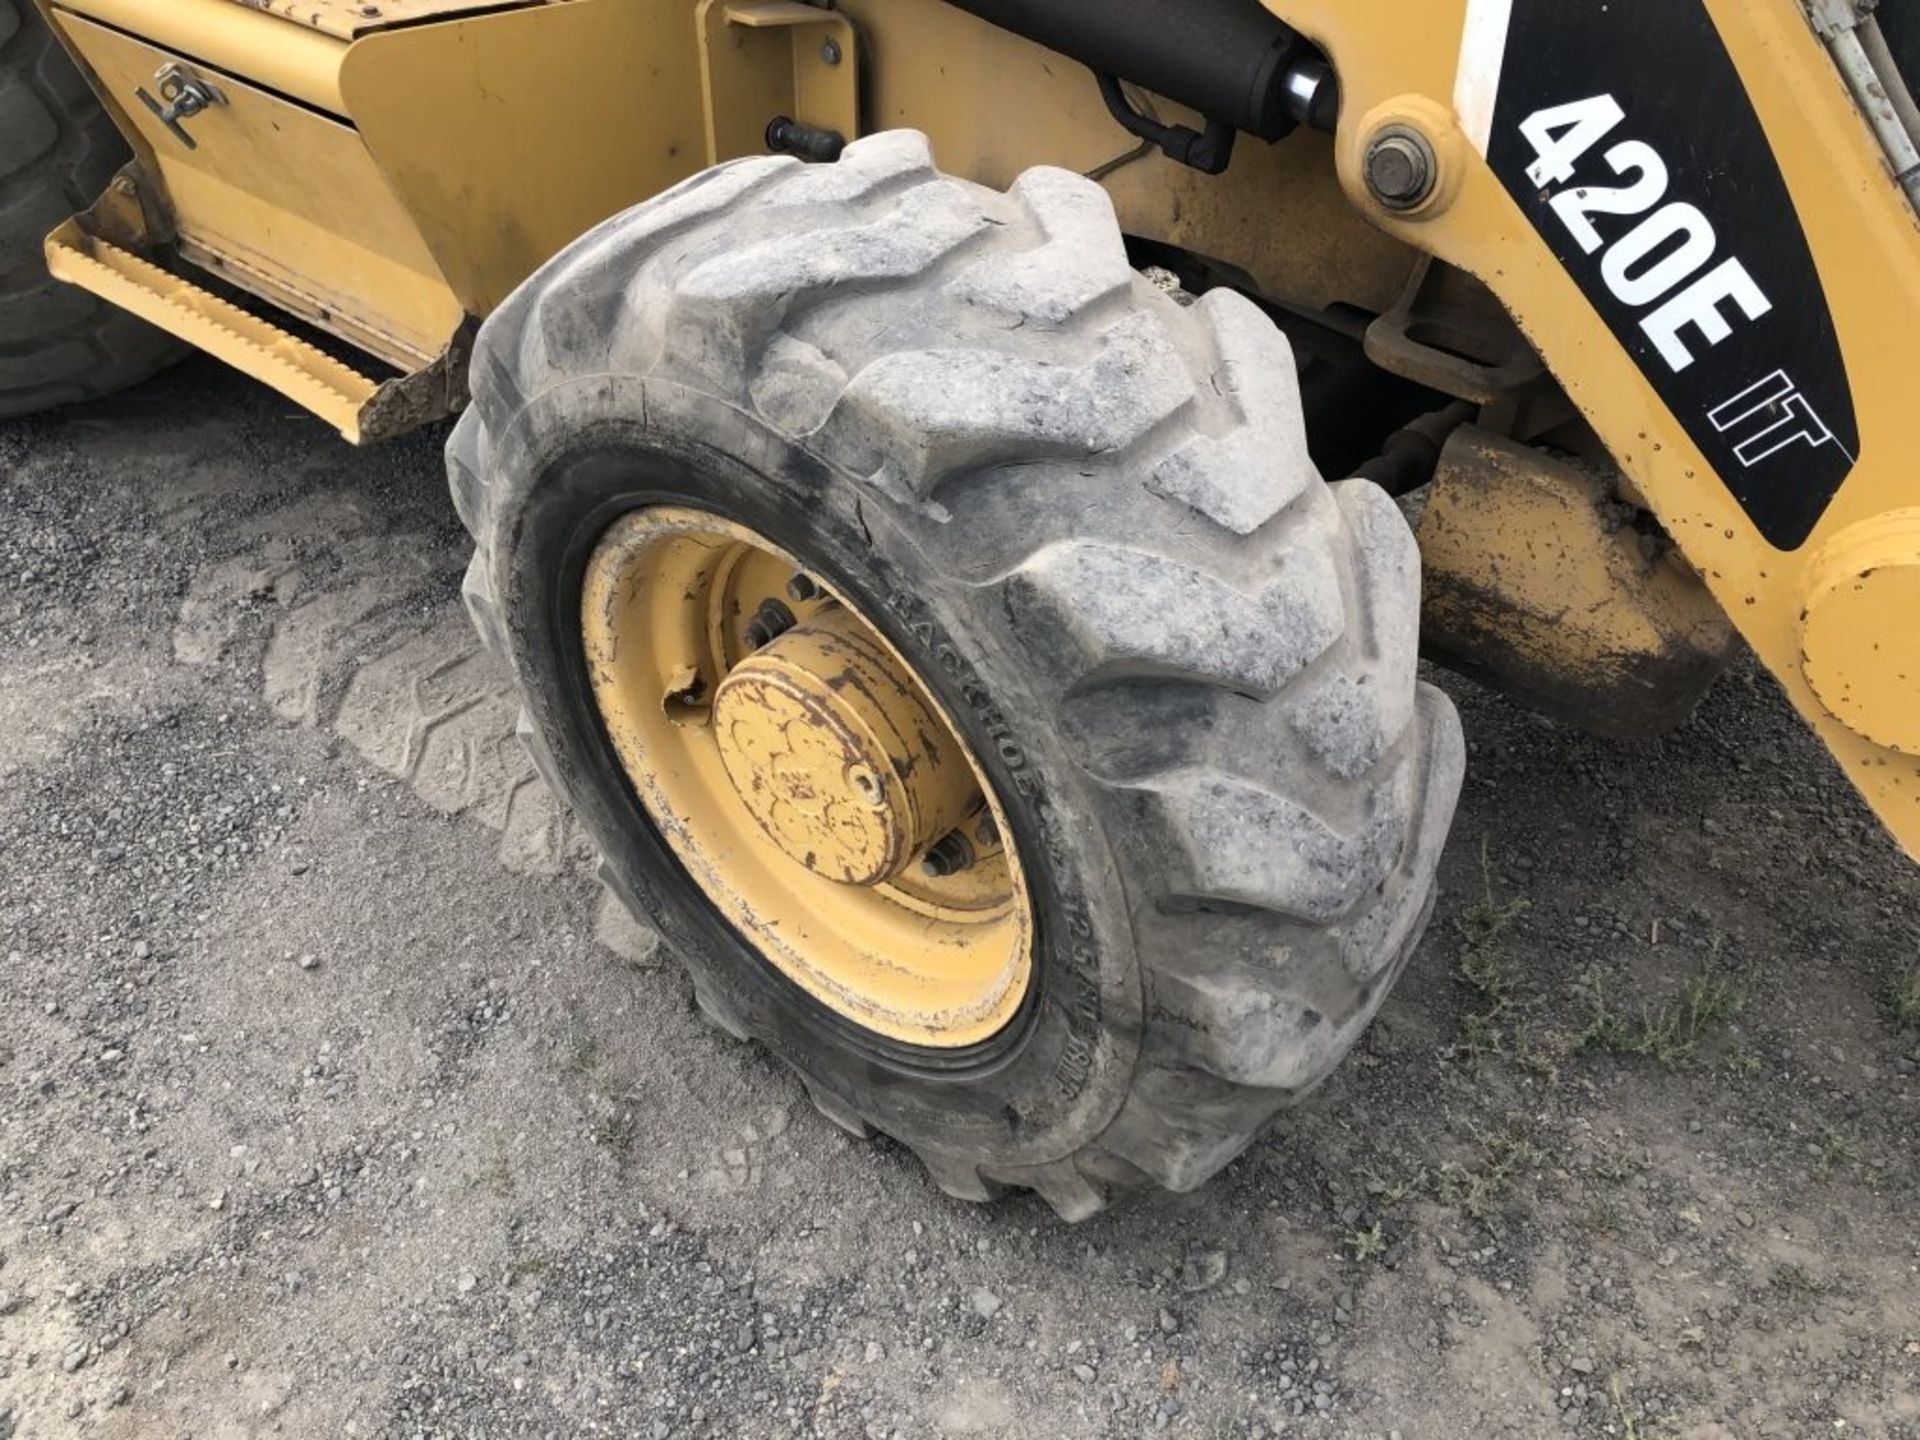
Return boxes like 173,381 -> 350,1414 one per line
483,374 -> 1144,1170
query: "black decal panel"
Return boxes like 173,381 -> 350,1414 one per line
1486,0 -> 1858,550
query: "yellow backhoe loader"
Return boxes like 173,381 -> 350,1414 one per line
6,0 -> 1916,1217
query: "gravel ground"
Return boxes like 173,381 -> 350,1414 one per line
1,358 -> 1917,1439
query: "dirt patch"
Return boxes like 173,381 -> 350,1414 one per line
1,361 -> 1916,1438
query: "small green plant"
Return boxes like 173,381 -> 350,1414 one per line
1812,1123 -> 1860,1180
1892,966 -> 1920,1032
1577,970 -> 1743,1069
471,1151 -> 517,1200
1678,972 -> 1742,1034
1608,1377 -> 1644,1440
562,1026 -> 602,1078
1511,1021 -> 1564,1085
1452,843 -> 1536,1072
1769,1261 -> 1826,1297
1456,841 -> 1529,1006
1591,1145 -> 1646,1185
1344,1221 -> 1386,1262
1435,1122 -> 1535,1227
1576,1195 -> 1624,1237
590,1106 -> 640,1159
1362,1170 -> 1418,1207
506,1255 -> 553,1285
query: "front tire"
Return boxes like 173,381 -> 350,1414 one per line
450,132 -> 1464,1218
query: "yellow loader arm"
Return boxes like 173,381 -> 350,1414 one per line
1271,0 -> 1920,854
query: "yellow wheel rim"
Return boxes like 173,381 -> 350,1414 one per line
581,507 -> 1034,1048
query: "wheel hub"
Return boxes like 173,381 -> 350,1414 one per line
579,506 -> 1032,1048
712,607 -> 979,886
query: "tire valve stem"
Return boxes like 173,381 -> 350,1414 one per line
921,829 -> 976,879
743,598 -> 796,650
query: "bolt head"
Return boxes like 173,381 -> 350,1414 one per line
820,37 -> 842,65
1364,129 -> 1437,210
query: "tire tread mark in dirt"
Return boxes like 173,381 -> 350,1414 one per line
166,483 -> 650,959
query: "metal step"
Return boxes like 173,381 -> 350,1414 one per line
44,171 -> 469,443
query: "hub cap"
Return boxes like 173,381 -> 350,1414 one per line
580,507 -> 1033,1048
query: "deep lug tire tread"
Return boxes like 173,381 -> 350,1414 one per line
454,131 -> 1464,1217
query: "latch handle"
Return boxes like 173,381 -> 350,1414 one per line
135,64 -> 223,151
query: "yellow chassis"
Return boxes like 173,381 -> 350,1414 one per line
34,0 -> 1920,856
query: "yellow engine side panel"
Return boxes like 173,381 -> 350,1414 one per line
338,0 -> 708,319
52,10 -> 463,365
1256,0 -> 1920,856
335,0 -> 1416,324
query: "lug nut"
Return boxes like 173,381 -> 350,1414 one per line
1364,127 -> 1437,210
786,572 -> 824,603
921,829 -> 975,878
742,598 -> 796,651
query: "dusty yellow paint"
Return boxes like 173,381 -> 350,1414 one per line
218,0 -> 535,43
53,10 -> 463,366
1254,0 -> 1920,856
1800,511 -> 1920,757
339,0 -> 709,317
834,0 -> 1416,316
712,607 -> 980,889
46,209 -> 378,438
1416,428 -> 1736,740
54,0 -> 351,114
582,508 -> 1032,1048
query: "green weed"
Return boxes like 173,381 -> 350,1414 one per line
1892,966 -> 1920,1032
1456,841 -> 1529,1006
1769,1261 -> 1827,1297
1608,1377 -> 1655,1440
1344,1222 -> 1386,1263
1362,1171 -> 1415,1207
1590,1145 -> 1646,1185
562,1027 -> 601,1078
590,1107 -> 639,1160
1578,971 -> 1742,1069
1435,1122 -> 1535,1227
1812,1124 -> 1859,1180
1452,844 -> 1538,1073
1576,1193 -> 1624,1238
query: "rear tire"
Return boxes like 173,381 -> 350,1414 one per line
0,0 -> 179,419
451,132 -> 1465,1218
